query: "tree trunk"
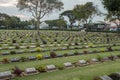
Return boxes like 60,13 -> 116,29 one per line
36,19 -> 40,40
70,22 -> 73,30
78,21 -> 81,30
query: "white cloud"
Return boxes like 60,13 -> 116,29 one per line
0,0 -> 106,21
15,14 -> 31,20
0,0 -> 17,7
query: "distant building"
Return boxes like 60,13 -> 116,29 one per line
85,22 -> 110,31
109,26 -> 118,31
26,22 -> 49,29
39,22 -> 49,29
26,25 -> 35,29
106,20 -> 120,31
0,25 -> 7,29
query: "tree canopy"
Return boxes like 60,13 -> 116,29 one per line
102,0 -> 120,25
17,0 -> 64,35
73,2 -> 100,25
60,10 -> 75,29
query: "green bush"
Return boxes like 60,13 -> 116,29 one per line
3,58 -> 9,63
117,54 -> 120,58
107,46 -> 113,51
100,48 -> 106,52
26,46 -> 30,49
20,57 -> 27,62
21,41 -> 24,43
64,53 -> 68,57
93,76 -> 102,80
10,51 -> 16,55
92,50 -> 98,53
56,64 -> 64,70
15,45 -> 20,49
109,73 -> 120,80
74,51 -> 79,55
96,54 -> 103,61
35,47 -> 41,52
8,43 -> 13,46
36,65 -> 46,72
50,51 -> 57,58
83,50 -> 88,54
88,43 -> 94,48
36,54 -> 43,60
36,43 -> 40,47
67,45 -> 70,49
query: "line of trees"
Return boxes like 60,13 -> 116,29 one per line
1,0 -> 120,32
0,13 -> 31,29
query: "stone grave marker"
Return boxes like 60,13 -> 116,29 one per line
11,58 -> 19,62
28,56 -> 36,60
64,62 -> 73,68
24,67 -> 38,75
78,60 -> 87,64
91,58 -> 99,62
100,75 -> 112,80
46,65 -> 56,71
0,71 -> 12,79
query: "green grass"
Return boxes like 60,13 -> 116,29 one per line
0,46 -> 120,61
0,51 -> 120,71
13,60 -> 120,80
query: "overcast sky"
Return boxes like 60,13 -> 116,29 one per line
0,0 -> 107,22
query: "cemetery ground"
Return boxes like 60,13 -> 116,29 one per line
0,30 -> 120,80
13,60 -> 120,80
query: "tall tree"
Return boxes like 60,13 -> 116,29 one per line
60,10 -> 75,29
56,19 -> 67,29
17,0 -> 64,37
102,0 -> 120,28
73,2 -> 100,26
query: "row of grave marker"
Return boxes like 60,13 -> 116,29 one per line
0,55 -> 120,80
1,49 -> 120,64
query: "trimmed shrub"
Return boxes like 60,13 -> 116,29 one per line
88,43 -> 94,48
64,53 -> 68,57
92,50 -> 98,53
108,55 -> 114,61
74,47 -> 79,49
75,42 -> 78,45
36,43 -> 40,47
20,57 -> 27,62
9,43 -> 13,46
109,73 -> 120,80
83,50 -> 88,54
26,46 -> 30,49
107,46 -> 113,51
36,54 -> 43,60
36,65 -> 46,72
50,51 -> 57,58
12,39 -> 16,43
3,58 -> 9,63
66,45 -> 70,49
93,76 -> 102,80
74,51 -> 79,55
21,41 -> 24,43
96,55 -> 103,62
10,51 -> 16,55
56,64 -> 64,70
35,47 -> 41,52
100,48 -> 106,52
117,54 -> 120,58
12,66 -> 23,77
15,45 -> 20,49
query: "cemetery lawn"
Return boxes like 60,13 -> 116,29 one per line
0,51 -> 120,71
13,59 -> 120,80
0,46 -> 120,61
